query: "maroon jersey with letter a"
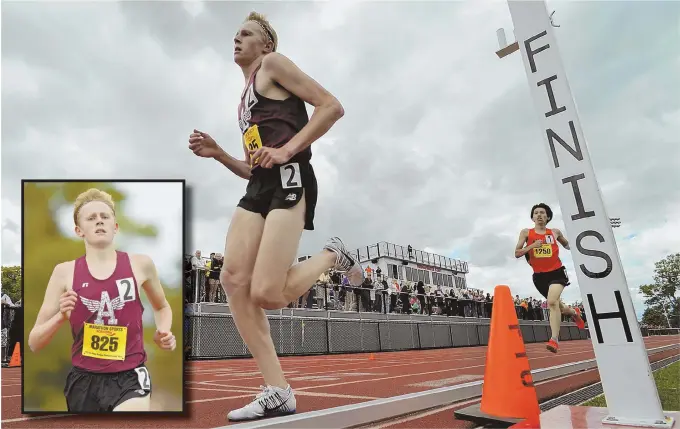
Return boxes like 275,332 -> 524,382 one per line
69,251 -> 146,373
238,63 -> 311,169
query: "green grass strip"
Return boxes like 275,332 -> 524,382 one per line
582,360 -> 680,411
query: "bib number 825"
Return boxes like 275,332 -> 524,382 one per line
90,335 -> 119,352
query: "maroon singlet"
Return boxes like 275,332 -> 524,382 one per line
69,251 -> 146,373
237,62 -> 311,170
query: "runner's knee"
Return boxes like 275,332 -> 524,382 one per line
250,282 -> 285,310
547,297 -> 560,308
220,266 -> 250,296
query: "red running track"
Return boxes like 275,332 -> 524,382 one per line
2,336 -> 678,429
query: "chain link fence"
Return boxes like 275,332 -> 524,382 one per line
2,304 -> 21,365
643,327 -> 680,336
185,311 -> 591,360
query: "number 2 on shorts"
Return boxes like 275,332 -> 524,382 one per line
135,367 -> 151,391
280,162 -> 302,189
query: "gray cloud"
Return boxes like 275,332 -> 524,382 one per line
2,1 -> 677,308
3,219 -> 19,235
469,233 -> 515,267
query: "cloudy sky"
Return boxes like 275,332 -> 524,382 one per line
2,1 -> 678,319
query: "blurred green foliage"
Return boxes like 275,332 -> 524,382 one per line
23,182 -> 184,412
2,266 -> 21,301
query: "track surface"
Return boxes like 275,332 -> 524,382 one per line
2,336 -> 678,428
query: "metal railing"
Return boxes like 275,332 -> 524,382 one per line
184,269 -> 577,323
642,327 -> 680,336
1,304 -> 20,364
349,242 -> 469,274
184,312 -> 589,360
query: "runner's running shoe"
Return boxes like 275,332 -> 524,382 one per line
227,384 -> 296,421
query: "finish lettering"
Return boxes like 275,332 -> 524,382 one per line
537,75 -> 566,118
524,30 -> 549,73
561,173 -> 594,220
576,230 -> 613,279
548,121 -> 584,168
587,291 -> 633,344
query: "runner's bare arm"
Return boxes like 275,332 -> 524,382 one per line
514,229 -> 532,258
214,147 -> 252,180
554,228 -> 570,250
28,263 -> 70,353
139,255 -> 173,333
262,52 -> 344,158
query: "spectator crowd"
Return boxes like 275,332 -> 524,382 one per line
184,251 -> 586,323
1,292 -> 22,365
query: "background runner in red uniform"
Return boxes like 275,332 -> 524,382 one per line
515,203 -> 585,353
28,188 -> 176,412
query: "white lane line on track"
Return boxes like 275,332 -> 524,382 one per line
357,364 -> 604,428
360,398 -> 481,429
2,415 -> 72,424
3,339 -> 674,425
188,386 -> 259,394
293,348 -> 597,392
192,344 -> 597,386
186,390 -> 379,404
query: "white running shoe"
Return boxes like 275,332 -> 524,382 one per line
227,384 -> 296,422
323,237 -> 364,286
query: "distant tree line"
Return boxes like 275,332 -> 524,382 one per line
640,253 -> 679,328
2,266 -> 21,302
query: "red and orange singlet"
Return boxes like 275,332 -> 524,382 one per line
527,228 -> 563,273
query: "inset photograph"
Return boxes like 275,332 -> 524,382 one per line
22,180 -> 184,413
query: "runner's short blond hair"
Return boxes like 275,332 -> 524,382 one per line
245,11 -> 278,52
73,188 -> 116,226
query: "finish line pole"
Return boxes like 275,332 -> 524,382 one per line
496,1 -> 673,427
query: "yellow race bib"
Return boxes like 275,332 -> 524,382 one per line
533,244 -> 553,258
82,323 -> 127,361
243,125 -> 263,165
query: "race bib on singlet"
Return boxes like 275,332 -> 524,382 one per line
243,125 -> 263,165
533,244 -> 553,258
82,323 -> 127,361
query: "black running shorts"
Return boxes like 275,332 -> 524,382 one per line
64,364 -> 152,412
237,161 -> 318,231
532,266 -> 570,299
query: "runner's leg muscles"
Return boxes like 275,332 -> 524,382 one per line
546,283 -> 565,339
558,301 -> 576,316
220,208 -> 287,388
113,395 -> 151,411
250,191 -> 336,310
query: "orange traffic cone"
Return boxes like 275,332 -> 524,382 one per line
8,343 -> 21,368
480,285 -> 540,422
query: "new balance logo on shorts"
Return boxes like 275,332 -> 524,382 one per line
285,193 -> 297,201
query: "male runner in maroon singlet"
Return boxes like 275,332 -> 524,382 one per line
514,203 -> 585,353
187,11 -> 364,422
28,189 -> 176,412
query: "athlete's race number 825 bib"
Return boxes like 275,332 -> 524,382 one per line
82,323 -> 127,361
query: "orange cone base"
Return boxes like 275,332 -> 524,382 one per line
510,415 -> 541,428
453,403 -> 524,428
